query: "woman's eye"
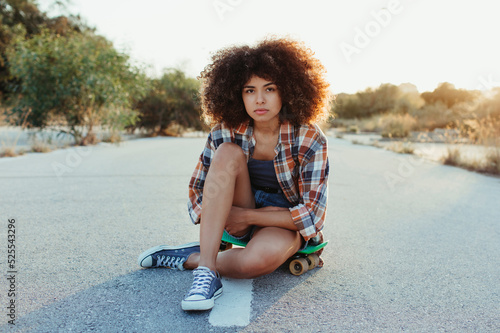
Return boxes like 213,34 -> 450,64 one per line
244,89 -> 254,93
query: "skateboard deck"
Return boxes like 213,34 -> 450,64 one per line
220,230 -> 328,276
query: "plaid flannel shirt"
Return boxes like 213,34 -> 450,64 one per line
188,121 -> 329,241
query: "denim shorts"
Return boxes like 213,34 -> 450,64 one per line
253,187 -> 293,209
227,187 -> 308,250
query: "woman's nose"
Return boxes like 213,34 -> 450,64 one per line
256,90 -> 265,104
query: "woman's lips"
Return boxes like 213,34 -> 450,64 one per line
254,109 -> 269,115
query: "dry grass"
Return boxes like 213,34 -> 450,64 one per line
446,116 -> 500,175
386,142 -> 415,154
334,113 -> 417,138
102,132 -> 122,143
442,146 -> 500,175
31,142 -> 52,153
0,107 -> 7,126
162,123 -> 185,137
0,147 -> 18,157
0,108 -> 31,158
483,148 -> 500,175
379,114 -> 417,138
347,125 -> 359,133
332,93 -> 500,176
459,116 -> 500,146
80,132 -> 99,146
0,147 -> 26,157
410,102 -> 455,131
28,134 -> 54,153
349,138 -> 415,155
442,147 -> 462,166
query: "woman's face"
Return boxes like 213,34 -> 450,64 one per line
242,75 -> 282,126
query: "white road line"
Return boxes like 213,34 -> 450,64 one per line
209,278 -> 253,327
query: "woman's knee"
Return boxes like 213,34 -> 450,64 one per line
237,247 -> 287,278
237,229 -> 302,277
211,142 -> 247,174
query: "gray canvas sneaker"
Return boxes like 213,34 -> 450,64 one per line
181,266 -> 223,311
137,242 -> 200,270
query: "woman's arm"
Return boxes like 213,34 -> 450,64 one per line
224,206 -> 298,235
288,131 -> 329,241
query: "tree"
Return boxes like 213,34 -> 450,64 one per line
134,68 -> 204,135
331,93 -> 362,119
7,29 -> 148,144
421,82 -> 479,108
331,83 -> 401,119
0,0 -> 87,97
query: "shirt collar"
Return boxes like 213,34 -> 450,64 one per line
234,121 -> 251,136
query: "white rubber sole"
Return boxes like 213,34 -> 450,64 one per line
181,287 -> 223,311
137,242 -> 200,267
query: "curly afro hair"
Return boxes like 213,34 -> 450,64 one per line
198,37 -> 331,128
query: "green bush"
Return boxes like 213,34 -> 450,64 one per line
134,68 -> 205,135
332,83 -> 401,119
7,29 -> 148,144
0,0 -> 89,98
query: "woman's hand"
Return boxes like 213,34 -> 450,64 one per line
225,205 -> 296,235
225,206 -> 252,237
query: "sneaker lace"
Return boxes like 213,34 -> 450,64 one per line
187,269 -> 214,297
156,255 -> 186,270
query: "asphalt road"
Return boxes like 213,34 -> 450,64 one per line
0,136 -> 499,332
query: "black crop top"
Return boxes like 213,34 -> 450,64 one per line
247,158 -> 280,189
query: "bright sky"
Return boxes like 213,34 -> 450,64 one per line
38,0 -> 500,94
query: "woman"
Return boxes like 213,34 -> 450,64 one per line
138,37 -> 331,311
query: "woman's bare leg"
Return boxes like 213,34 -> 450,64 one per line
217,227 -> 301,278
197,142 -> 255,271
185,142 -> 301,277
186,227 -> 301,278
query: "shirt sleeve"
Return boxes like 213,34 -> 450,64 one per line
289,134 -> 329,241
187,131 -> 216,224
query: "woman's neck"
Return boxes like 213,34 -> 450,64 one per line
253,118 -> 280,137
252,120 -> 280,160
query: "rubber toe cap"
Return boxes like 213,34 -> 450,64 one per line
138,255 -> 153,267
